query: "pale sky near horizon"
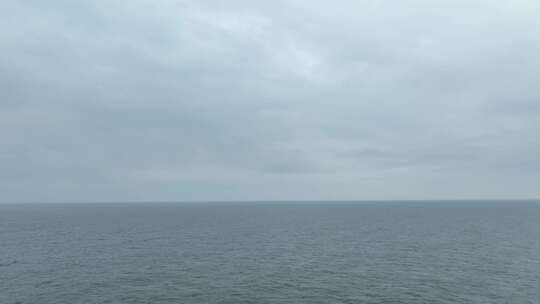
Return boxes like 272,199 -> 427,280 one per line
1,0 -> 540,202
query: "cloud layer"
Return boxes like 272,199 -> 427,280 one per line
1,0 -> 540,202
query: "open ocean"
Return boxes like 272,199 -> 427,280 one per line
1,201 -> 540,304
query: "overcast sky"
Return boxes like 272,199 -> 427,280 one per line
1,0 -> 539,202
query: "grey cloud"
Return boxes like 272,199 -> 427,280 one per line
1,0 -> 540,202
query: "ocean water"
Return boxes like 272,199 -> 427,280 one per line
1,201 -> 540,304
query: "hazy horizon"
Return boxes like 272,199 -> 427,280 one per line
2,198 -> 540,205
2,0 -> 540,203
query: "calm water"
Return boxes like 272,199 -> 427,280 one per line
1,201 -> 540,304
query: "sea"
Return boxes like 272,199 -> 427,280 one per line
1,201 -> 540,304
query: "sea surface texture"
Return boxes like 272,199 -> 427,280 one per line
1,201 -> 540,304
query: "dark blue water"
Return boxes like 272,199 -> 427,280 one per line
2,201 -> 540,303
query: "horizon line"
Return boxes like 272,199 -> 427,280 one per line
1,198 -> 540,205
